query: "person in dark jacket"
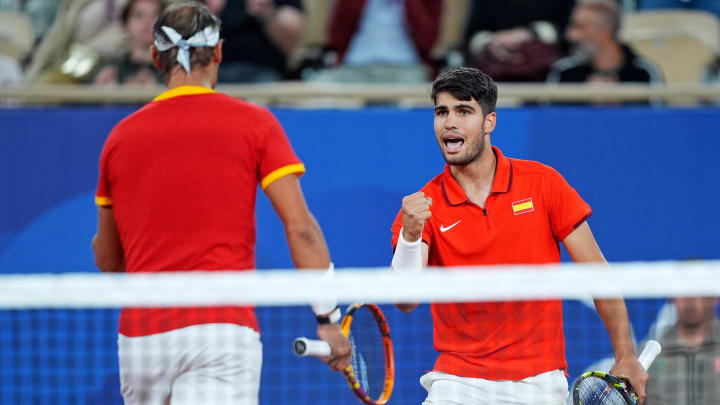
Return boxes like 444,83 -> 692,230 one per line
547,0 -> 662,84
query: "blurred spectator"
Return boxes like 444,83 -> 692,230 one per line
305,0 -> 442,83
645,297 -> 720,405
25,0 -> 130,83
0,11 -> 33,85
547,0 -> 662,84
637,0 -> 720,19
208,0 -> 305,82
94,0 -> 165,86
463,0 -> 575,82
0,0 -> 60,43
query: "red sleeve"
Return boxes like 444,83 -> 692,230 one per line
95,134 -> 114,207
542,167 -> 592,241
258,111 -> 305,190
390,208 -> 434,250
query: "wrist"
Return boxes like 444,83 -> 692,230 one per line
392,227 -> 423,273
315,305 -> 341,324
400,227 -> 422,244
310,263 -> 339,319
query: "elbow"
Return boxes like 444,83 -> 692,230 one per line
285,222 -> 321,247
92,236 -> 124,272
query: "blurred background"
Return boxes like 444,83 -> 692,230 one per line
1,0 -> 719,404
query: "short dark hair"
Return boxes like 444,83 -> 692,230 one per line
431,67 -> 498,116
152,1 -> 221,75
121,0 -> 166,25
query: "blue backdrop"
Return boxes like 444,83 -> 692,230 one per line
1,106 -> 719,404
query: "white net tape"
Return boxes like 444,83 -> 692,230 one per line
0,260 -> 718,308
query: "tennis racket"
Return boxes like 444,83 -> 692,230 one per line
572,340 -> 662,405
293,303 -> 394,405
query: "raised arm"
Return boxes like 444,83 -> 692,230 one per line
563,221 -> 649,403
392,192 -> 432,313
92,206 -> 125,272
264,174 -> 350,370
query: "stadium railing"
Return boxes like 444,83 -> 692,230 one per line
2,82 -> 720,106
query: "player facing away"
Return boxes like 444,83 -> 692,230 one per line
390,67 -> 648,405
92,2 -> 350,404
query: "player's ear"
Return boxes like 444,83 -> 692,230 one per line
213,40 -> 223,64
150,45 -> 164,71
483,112 -> 497,133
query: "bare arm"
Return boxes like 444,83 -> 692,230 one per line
92,206 -> 125,272
264,174 -> 350,371
563,221 -> 649,403
264,174 -> 329,269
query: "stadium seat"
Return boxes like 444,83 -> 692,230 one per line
620,10 -> 720,83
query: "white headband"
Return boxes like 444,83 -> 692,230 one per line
154,25 -> 220,75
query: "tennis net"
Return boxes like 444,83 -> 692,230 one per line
1,260 -> 719,404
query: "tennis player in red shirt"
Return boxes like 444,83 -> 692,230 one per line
390,67 -> 648,404
92,3 -> 349,404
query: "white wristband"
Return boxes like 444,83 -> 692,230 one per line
391,228 -> 423,273
310,263 -> 339,316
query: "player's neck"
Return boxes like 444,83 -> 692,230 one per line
450,143 -> 496,207
164,67 -> 216,91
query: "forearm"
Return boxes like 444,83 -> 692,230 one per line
594,298 -> 636,360
285,214 -> 330,269
263,6 -> 305,55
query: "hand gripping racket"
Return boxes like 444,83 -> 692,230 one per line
293,303 -> 394,404
573,340 -> 662,405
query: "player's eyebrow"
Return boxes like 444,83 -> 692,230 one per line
454,104 -> 475,111
434,106 -> 448,113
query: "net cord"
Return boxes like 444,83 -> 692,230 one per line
0,260 -> 718,308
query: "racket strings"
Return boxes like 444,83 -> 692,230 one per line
574,376 -> 632,405
348,307 -> 387,400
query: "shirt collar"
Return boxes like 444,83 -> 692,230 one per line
152,85 -> 215,102
441,145 -> 513,206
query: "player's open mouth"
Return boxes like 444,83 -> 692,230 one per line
443,135 -> 464,153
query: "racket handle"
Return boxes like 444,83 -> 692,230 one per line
638,340 -> 662,371
292,337 -> 331,357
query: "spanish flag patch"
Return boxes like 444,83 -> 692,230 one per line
512,198 -> 534,215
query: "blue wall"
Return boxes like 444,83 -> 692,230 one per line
1,106 -> 719,404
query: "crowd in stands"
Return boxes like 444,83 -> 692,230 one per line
1,0 -> 719,89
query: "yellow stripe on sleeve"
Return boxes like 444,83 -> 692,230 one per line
260,163 -> 306,190
95,196 -> 113,206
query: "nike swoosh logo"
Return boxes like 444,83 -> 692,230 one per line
440,220 -> 462,233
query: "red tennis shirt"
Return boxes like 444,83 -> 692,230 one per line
391,146 -> 592,380
96,86 -> 305,337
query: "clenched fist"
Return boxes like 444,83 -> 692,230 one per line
401,192 -> 432,242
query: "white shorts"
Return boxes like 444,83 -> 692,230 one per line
118,323 -> 262,405
420,369 -> 568,405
